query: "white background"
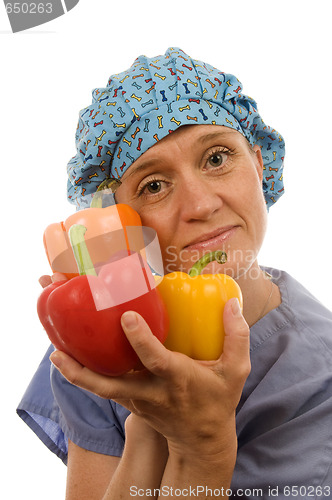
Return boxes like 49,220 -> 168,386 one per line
1,1 -> 331,498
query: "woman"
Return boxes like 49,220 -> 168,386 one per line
17,48 -> 332,499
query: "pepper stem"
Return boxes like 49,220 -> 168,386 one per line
90,178 -> 122,208
68,224 -> 97,276
188,250 -> 227,277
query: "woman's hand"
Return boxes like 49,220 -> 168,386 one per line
39,272 -> 68,288
124,413 -> 168,451
99,414 -> 169,500
50,297 -> 250,463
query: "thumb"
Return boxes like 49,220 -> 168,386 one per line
121,311 -> 172,377
221,298 -> 251,384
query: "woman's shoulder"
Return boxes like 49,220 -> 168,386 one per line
250,266 -> 332,365
264,266 -> 332,339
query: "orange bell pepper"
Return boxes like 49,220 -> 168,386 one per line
43,183 -> 143,279
157,251 -> 243,360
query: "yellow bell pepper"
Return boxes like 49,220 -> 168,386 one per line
157,251 -> 242,360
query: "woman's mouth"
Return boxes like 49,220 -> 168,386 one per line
184,226 -> 238,251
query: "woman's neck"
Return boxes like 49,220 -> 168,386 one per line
235,261 -> 281,327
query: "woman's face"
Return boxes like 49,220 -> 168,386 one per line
115,124 -> 268,277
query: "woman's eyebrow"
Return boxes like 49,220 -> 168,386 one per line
196,131 -> 234,144
121,159 -> 163,181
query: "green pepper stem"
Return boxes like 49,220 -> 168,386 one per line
188,250 -> 227,277
90,178 -> 122,208
90,193 -> 103,208
68,224 -> 97,276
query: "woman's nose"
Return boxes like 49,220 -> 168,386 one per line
178,175 -> 223,222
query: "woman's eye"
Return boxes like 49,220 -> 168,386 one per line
137,178 -> 166,197
207,152 -> 226,167
146,180 -> 162,193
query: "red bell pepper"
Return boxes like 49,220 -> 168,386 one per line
37,224 -> 169,376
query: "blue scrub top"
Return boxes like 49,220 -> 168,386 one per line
17,268 -> 332,495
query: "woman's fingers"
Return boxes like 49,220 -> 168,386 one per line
219,298 -> 251,385
120,311 -> 174,378
50,350 -> 155,402
39,275 -> 52,288
52,272 -> 68,282
39,273 -> 68,288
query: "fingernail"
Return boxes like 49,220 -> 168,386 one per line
39,275 -> 51,288
121,311 -> 138,330
50,351 -> 62,369
231,298 -> 242,317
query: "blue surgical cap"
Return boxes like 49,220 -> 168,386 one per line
67,47 -> 285,209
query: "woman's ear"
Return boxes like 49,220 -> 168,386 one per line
252,145 -> 264,181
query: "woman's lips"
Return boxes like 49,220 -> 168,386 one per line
184,226 -> 238,251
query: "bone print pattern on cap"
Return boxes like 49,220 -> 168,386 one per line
67,47 -> 285,209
